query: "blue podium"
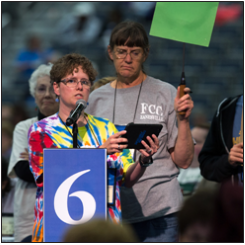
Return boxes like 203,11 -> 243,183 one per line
43,148 -> 107,242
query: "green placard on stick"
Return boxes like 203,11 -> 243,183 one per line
150,2 -> 219,47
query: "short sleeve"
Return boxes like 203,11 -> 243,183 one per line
166,88 -> 178,150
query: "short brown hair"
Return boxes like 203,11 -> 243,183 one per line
50,53 -> 97,85
109,21 -> 149,56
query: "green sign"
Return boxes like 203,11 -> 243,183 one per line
150,2 -> 219,47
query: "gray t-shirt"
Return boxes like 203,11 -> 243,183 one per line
86,76 -> 183,223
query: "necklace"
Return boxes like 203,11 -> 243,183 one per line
58,114 -> 100,148
112,76 -> 145,124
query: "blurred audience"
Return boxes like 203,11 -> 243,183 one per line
209,180 -> 243,242
124,2 -> 155,22
8,63 -> 59,242
178,190 -> 216,242
178,123 -> 220,197
189,105 -> 209,129
91,76 -> 116,92
2,120 -> 14,161
2,104 -> 14,122
215,2 -> 243,26
2,2 -> 19,28
12,104 -> 29,126
100,7 -> 123,48
62,219 -> 139,243
2,157 -> 16,215
2,103 -> 29,126
53,2 -> 103,53
14,35 -> 58,100
179,180 -> 243,243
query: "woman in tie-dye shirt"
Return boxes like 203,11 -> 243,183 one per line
28,53 -> 159,242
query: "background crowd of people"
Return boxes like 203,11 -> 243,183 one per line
2,1 -> 243,243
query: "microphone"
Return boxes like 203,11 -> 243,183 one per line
66,99 -> 87,126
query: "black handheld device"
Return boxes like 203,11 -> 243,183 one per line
121,122 -> 163,149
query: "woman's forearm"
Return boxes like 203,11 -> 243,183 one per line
124,161 -> 146,188
173,119 -> 194,169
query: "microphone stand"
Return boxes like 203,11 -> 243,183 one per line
72,121 -> 78,148
66,106 -> 84,148
67,110 -> 79,149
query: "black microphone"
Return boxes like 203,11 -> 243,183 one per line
66,99 -> 87,126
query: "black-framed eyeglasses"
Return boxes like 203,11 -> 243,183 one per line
60,78 -> 91,88
114,48 -> 144,60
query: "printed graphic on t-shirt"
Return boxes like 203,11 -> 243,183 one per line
140,103 -> 164,121
233,130 -> 243,145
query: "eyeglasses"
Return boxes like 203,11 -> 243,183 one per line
114,49 -> 143,60
60,78 -> 91,88
35,86 -> 55,95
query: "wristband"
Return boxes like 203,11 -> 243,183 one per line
139,155 -> 153,167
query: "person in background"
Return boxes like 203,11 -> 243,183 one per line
2,103 -> 29,127
86,21 -> 194,242
100,7 -> 123,48
124,2 -> 155,22
209,179 -> 243,242
178,123 -> 211,197
53,2 -> 103,53
189,105 -> 209,129
14,35 -> 57,100
28,53 -> 159,242
2,157 -> 16,215
62,219 -> 139,242
199,94 -> 243,185
90,76 -> 116,92
2,121 -> 14,161
178,190 -> 216,242
11,104 -> 29,126
2,157 -> 16,240
2,104 -> 14,122
8,63 -> 59,242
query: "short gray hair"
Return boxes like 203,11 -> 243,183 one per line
29,63 -> 53,97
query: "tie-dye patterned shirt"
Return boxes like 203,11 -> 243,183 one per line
28,113 -> 134,242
